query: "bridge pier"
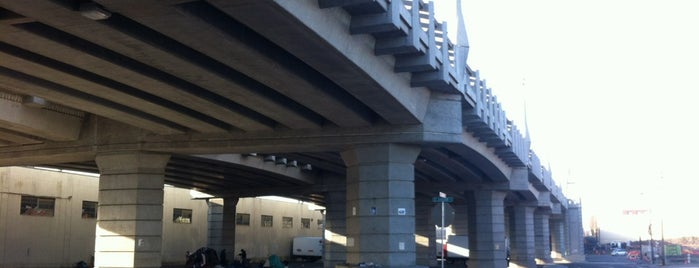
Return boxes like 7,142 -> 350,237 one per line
451,203 -> 469,236
508,205 -> 537,268
207,197 -> 239,265
534,210 -> 553,264
415,196 -> 436,267
323,176 -> 347,268
340,143 -> 421,268
94,151 -> 170,268
550,218 -> 566,260
466,190 -> 508,268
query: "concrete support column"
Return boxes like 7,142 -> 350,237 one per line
94,151 -> 170,268
550,219 -> 566,260
207,197 -> 239,258
466,190 -> 507,268
565,205 -> 585,258
340,143 -> 421,267
508,205 -> 536,268
534,210 -> 552,263
323,176 -> 347,268
415,196 -> 436,267
451,204 -> 468,236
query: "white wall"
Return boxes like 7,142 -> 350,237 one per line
0,167 -> 100,267
229,197 -> 324,260
0,167 -> 209,267
162,187 -> 210,265
0,167 -> 325,267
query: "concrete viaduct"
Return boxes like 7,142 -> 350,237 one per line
0,0 -> 583,267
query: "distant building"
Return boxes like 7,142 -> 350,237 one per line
0,166 -> 322,267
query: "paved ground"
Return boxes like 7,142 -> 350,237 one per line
167,255 -> 699,268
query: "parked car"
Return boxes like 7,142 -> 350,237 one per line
611,248 -> 628,256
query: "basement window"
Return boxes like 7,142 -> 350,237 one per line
82,201 -> 97,219
301,218 -> 311,229
20,195 -> 55,217
261,215 -> 273,227
236,213 -> 250,225
283,216 -> 293,228
173,208 -> 192,224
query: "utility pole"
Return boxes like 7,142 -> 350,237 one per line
661,219 -> 666,266
650,223 -> 654,264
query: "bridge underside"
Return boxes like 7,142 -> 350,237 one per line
0,0 -> 577,267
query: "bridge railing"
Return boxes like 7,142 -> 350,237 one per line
461,69 -> 529,168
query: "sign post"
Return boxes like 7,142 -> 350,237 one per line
432,192 -> 453,268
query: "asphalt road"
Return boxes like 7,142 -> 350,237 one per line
561,254 -> 647,268
553,254 -> 697,268
185,254 -> 696,268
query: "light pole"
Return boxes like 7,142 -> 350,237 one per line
661,219 -> 666,266
649,223 -> 654,264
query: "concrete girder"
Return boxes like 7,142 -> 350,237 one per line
195,154 -> 316,185
0,26 -> 272,130
132,123 -> 461,155
509,168 -> 539,202
0,128 -> 41,145
97,0 -> 375,128
0,96 -> 80,142
214,0 -> 430,125
0,26 -> 273,132
0,119 -> 456,166
446,132 -> 511,182
0,50 -> 229,134
0,0 -> 322,130
0,69 -> 185,135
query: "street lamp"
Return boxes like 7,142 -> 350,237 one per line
661,219 -> 666,266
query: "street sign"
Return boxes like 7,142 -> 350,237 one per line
432,197 -> 454,203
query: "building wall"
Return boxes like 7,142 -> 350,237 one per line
0,166 -> 100,267
208,197 -> 324,261
161,187 -> 210,265
0,167 -> 324,267
0,166 -> 209,268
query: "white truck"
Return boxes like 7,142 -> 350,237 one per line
292,236 -> 323,261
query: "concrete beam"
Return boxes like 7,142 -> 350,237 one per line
0,119 -> 450,166
0,69 -> 185,135
214,0 -> 431,125
98,0 -> 375,128
195,154 -> 316,184
0,24 -> 273,132
446,140 -> 510,183
0,0 -> 320,130
0,127 -> 41,145
0,50 -> 228,133
0,93 -> 82,141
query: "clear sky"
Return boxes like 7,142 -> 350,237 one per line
434,0 -> 699,239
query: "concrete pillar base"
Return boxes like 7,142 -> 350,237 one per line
466,190 -> 508,268
534,211 -> 552,264
324,175 -> 347,268
341,143 -> 421,267
509,205 -> 536,268
94,151 -> 170,268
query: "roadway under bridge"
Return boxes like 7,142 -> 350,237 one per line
0,0 -> 583,267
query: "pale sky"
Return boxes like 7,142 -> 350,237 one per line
435,0 -> 699,238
